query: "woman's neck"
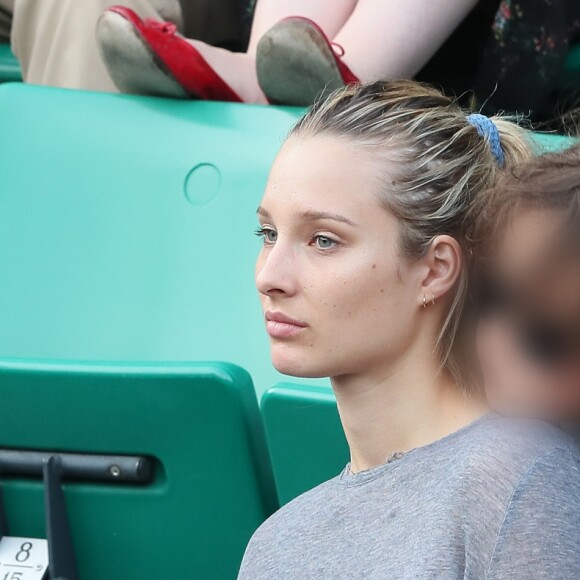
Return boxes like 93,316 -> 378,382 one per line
332,351 -> 488,474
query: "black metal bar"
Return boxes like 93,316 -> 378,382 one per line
44,456 -> 78,580
0,450 -> 153,483
0,485 -> 9,539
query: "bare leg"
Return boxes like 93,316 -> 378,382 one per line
190,0 -> 357,103
333,0 -> 479,80
247,0 -> 356,54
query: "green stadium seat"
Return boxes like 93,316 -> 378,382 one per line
534,132 -> 578,152
0,359 -> 276,579
0,83 -> 323,398
261,383 -> 348,505
0,83 -> 575,519
0,45 -> 21,83
0,83 -> 571,402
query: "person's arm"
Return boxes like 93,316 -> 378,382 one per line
486,447 -> 580,579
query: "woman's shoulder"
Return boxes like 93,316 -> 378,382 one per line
464,417 -> 580,577
449,413 -> 579,502
238,475 -> 341,576
458,413 -> 576,466
245,475 -> 341,540
264,475 -> 340,527
443,415 -> 580,576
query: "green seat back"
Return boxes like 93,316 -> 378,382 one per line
0,359 -> 276,579
261,384 -> 348,505
0,45 -> 21,83
0,83 -> 314,397
0,83 -> 575,518
0,83 -> 573,399
534,132 -> 577,152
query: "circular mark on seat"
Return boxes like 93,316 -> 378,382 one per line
184,163 -> 222,206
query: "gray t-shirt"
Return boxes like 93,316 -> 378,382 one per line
239,414 -> 580,579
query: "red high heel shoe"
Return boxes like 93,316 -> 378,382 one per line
97,6 -> 242,102
256,16 -> 360,107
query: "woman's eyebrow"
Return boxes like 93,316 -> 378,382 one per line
299,210 -> 357,226
257,206 -> 356,227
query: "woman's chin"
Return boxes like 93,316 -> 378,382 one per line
270,348 -> 327,378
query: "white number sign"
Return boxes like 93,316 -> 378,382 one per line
0,537 -> 48,580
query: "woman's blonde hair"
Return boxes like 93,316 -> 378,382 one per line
289,80 -> 534,388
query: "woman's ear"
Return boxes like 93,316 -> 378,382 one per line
420,235 -> 462,303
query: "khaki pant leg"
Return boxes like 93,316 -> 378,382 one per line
0,0 -> 13,43
11,0 -> 181,91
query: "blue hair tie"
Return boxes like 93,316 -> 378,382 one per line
466,113 -> 505,166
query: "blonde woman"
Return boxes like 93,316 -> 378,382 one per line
239,81 -> 580,578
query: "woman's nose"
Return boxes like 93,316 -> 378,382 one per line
255,242 -> 298,298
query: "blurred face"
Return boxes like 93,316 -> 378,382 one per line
477,209 -> 580,421
255,135 -> 424,379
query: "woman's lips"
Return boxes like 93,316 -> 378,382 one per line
265,311 -> 307,339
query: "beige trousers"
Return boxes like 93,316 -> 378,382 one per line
0,0 -> 182,91
0,0 -> 247,92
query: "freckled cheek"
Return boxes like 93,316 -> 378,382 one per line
309,265 -> 397,323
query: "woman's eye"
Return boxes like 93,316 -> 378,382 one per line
255,227 -> 278,244
313,235 -> 335,249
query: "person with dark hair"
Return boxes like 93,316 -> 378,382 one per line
472,144 -> 580,426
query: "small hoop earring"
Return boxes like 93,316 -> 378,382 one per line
432,293 -> 436,305
422,295 -> 427,309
